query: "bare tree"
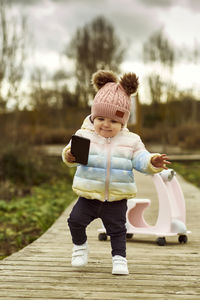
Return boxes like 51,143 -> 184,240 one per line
0,0 -> 27,112
143,29 -> 175,104
143,28 -> 174,72
143,29 -> 177,149
65,16 -> 126,107
147,74 -> 163,106
178,40 -> 200,123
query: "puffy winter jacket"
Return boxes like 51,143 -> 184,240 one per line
62,116 -> 162,202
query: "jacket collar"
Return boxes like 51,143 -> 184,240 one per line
81,115 -> 95,131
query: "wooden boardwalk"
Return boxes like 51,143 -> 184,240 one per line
0,172 -> 200,299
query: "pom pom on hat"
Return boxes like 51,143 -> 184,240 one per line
92,70 -> 118,91
120,73 -> 139,95
91,70 -> 139,125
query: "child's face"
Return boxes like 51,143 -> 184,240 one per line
93,117 -> 122,138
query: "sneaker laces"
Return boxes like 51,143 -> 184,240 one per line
72,244 -> 87,258
112,255 -> 127,265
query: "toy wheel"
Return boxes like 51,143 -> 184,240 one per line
98,233 -> 107,241
156,237 -> 166,246
178,235 -> 188,244
126,233 -> 133,239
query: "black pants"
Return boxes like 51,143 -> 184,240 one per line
68,197 -> 127,257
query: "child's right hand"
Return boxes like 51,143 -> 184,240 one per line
65,150 -> 76,163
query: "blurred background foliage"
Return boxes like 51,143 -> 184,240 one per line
0,0 -> 200,258
0,2 -> 199,149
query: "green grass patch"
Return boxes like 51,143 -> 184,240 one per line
0,155 -> 75,260
0,180 -> 75,259
172,161 -> 200,188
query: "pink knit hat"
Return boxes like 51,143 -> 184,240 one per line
91,70 -> 139,125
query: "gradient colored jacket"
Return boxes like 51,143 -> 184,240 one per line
62,116 -> 162,202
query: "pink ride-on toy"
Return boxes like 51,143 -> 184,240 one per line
98,169 -> 191,246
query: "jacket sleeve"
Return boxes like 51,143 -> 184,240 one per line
62,129 -> 83,168
62,143 -> 78,168
132,135 -> 163,174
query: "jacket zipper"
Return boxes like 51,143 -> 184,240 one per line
105,137 -> 111,201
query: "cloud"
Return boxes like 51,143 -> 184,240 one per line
185,0 -> 200,12
7,0 -> 200,91
9,0 -> 200,12
9,0 -> 95,5
9,0 -> 41,5
6,0 -> 173,69
139,0 -> 173,8
138,0 -> 200,12
9,0 -> 199,52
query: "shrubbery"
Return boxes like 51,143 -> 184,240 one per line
172,124 -> 200,149
0,180 -> 75,259
0,141 -> 75,259
141,122 -> 200,150
0,143 -> 48,200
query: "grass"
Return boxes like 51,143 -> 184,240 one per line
0,156 -> 75,260
172,161 -> 200,188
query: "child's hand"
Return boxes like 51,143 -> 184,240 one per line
151,154 -> 171,170
65,149 -> 76,163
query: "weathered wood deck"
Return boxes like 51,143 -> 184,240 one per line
0,172 -> 200,299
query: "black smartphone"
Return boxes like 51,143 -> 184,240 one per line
71,135 -> 90,165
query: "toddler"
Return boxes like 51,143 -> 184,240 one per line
62,70 -> 170,275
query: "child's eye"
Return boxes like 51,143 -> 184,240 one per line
97,117 -> 104,121
111,120 -> 117,123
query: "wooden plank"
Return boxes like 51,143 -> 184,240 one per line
0,272 -> 198,282
0,276 -> 199,289
1,263 -> 200,274
0,296 -> 198,300
1,258 -> 199,266
0,285 -> 199,296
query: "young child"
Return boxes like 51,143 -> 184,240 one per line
62,70 -> 170,275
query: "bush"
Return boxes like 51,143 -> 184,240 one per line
140,125 -> 164,143
180,133 -> 200,150
172,123 -> 200,149
0,148 -> 75,259
141,122 -> 200,150
0,179 -> 75,259
30,126 -> 74,145
0,143 -> 48,187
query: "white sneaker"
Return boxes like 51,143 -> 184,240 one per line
112,255 -> 129,275
71,242 -> 88,267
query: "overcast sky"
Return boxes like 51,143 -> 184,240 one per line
8,0 -> 200,101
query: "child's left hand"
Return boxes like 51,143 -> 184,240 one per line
151,154 -> 171,170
